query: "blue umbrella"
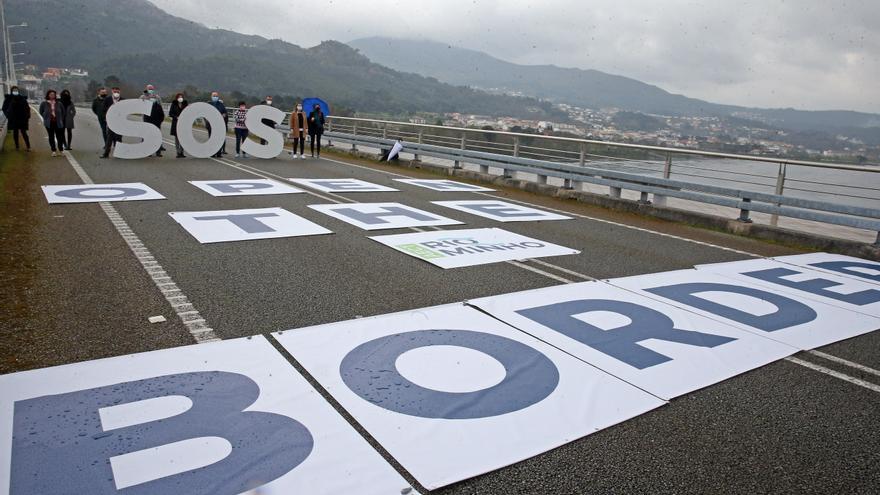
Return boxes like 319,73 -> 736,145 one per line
302,97 -> 330,116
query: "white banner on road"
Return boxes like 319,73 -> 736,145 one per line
169,207 -> 332,244
189,179 -> 304,197
0,336 -> 416,495
772,252 -> 880,286
289,178 -> 399,193
433,200 -> 572,222
309,202 -> 463,230
609,268 -> 880,351
393,179 -> 495,192
471,281 -> 797,400
370,228 -> 579,268
273,304 -> 664,490
42,183 -> 165,204
695,258 -> 880,319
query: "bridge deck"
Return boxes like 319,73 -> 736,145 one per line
1,111 -> 878,494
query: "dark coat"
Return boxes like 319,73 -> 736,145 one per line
209,100 -> 228,124
61,102 -> 76,129
2,94 -> 30,130
169,99 -> 188,136
308,109 -> 325,135
38,100 -> 65,129
92,96 -> 108,122
102,96 -> 122,141
259,100 -> 276,129
146,100 -> 165,128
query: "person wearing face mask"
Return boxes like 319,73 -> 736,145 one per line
169,93 -> 189,158
141,84 -> 166,155
258,96 -> 276,145
39,90 -> 67,157
144,91 -> 166,157
289,102 -> 309,160
233,101 -> 249,158
91,87 -> 109,147
2,86 -> 31,152
100,87 -> 123,159
59,89 -> 76,150
206,91 -> 228,157
308,103 -> 325,158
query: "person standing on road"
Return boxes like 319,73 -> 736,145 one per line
39,89 -> 66,157
308,103 -> 325,158
289,102 -> 308,160
169,92 -> 188,158
91,87 -> 109,147
100,87 -> 123,159
259,96 -> 276,145
59,89 -> 76,150
206,91 -> 228,158
233,101 -> 249,158
2,85 -> 32,152
145,91 -> 165,157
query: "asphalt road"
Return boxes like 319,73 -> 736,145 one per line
1,110 -> 878,494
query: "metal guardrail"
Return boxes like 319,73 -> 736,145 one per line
319,117 -> 880,245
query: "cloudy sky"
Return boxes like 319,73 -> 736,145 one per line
149,0 -> 879,113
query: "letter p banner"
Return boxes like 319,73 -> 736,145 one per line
11,371 -> 313,494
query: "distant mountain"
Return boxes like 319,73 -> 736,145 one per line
348,37 -> 880,134
4,0 -> 564,119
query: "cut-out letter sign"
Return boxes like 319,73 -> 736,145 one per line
169,207 -> 332,244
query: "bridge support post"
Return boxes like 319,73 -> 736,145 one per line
770,163 -> 786,227
454,133 -> 465,169
638,191 -> 651,204
654,154 -> 673,207
875,231 -> 880,246
351,122 -> 358,152
504,137 -> 519,178
414,129 -> 422,162
537,174 -> 548,184
609,186 -> 622,198
738,198 -> 753,223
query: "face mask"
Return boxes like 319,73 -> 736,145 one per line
148,89 -> 155,95
266,100 -> 272,106
112,92 -> 120,99
212,96 -> 219,102
296,105 -> 302,111
177,97 -> 184,103
11,91 -> 18,96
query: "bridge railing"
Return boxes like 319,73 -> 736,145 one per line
320,116 -> 880,245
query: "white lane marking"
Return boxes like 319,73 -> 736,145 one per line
526,259 -> 598,281
506,261 -> 575,284
61,151 -> 220,343
785,357 -> 880,393
317,155 -> 761,258
807,350 -> 880,378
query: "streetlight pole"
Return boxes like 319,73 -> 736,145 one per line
0,0 -> 9,93
5,23 -> 27,86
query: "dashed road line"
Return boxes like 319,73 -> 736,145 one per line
61,151 -> 220,344
807,350 -> 880,378
784,356 -> 880,393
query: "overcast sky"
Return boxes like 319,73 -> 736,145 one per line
150,0 -> 879,113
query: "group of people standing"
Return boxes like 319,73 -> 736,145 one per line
94,84 -> 327,161
2,86 -> 77,155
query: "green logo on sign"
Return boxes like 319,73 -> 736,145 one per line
397,243 -> 445,260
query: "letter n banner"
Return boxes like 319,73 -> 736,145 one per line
0,337 -> 414,494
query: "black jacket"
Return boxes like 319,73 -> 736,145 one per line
2,94 -> 30,130
102,96 -> 122,141
92,96 -> 108,122
146,100 -> 165,128
259,100 -> 276,129
169,99 -> 188,136
308,109 -> 325,135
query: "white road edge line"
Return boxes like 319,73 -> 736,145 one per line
785,356 -> 880,393
61,150 -> 221,344
807,350 -> 880,378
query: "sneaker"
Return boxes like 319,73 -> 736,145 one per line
235,153 -> 240,158
51,151 -> 57,157
243,152 -> 248,158
301,155 -> 306,160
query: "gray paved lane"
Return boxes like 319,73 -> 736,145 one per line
5,112 -> 878,494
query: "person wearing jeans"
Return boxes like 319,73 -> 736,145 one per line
233,102 -> 249,158
38,89 -> 66,156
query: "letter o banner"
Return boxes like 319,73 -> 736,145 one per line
339,329 -> 559,419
